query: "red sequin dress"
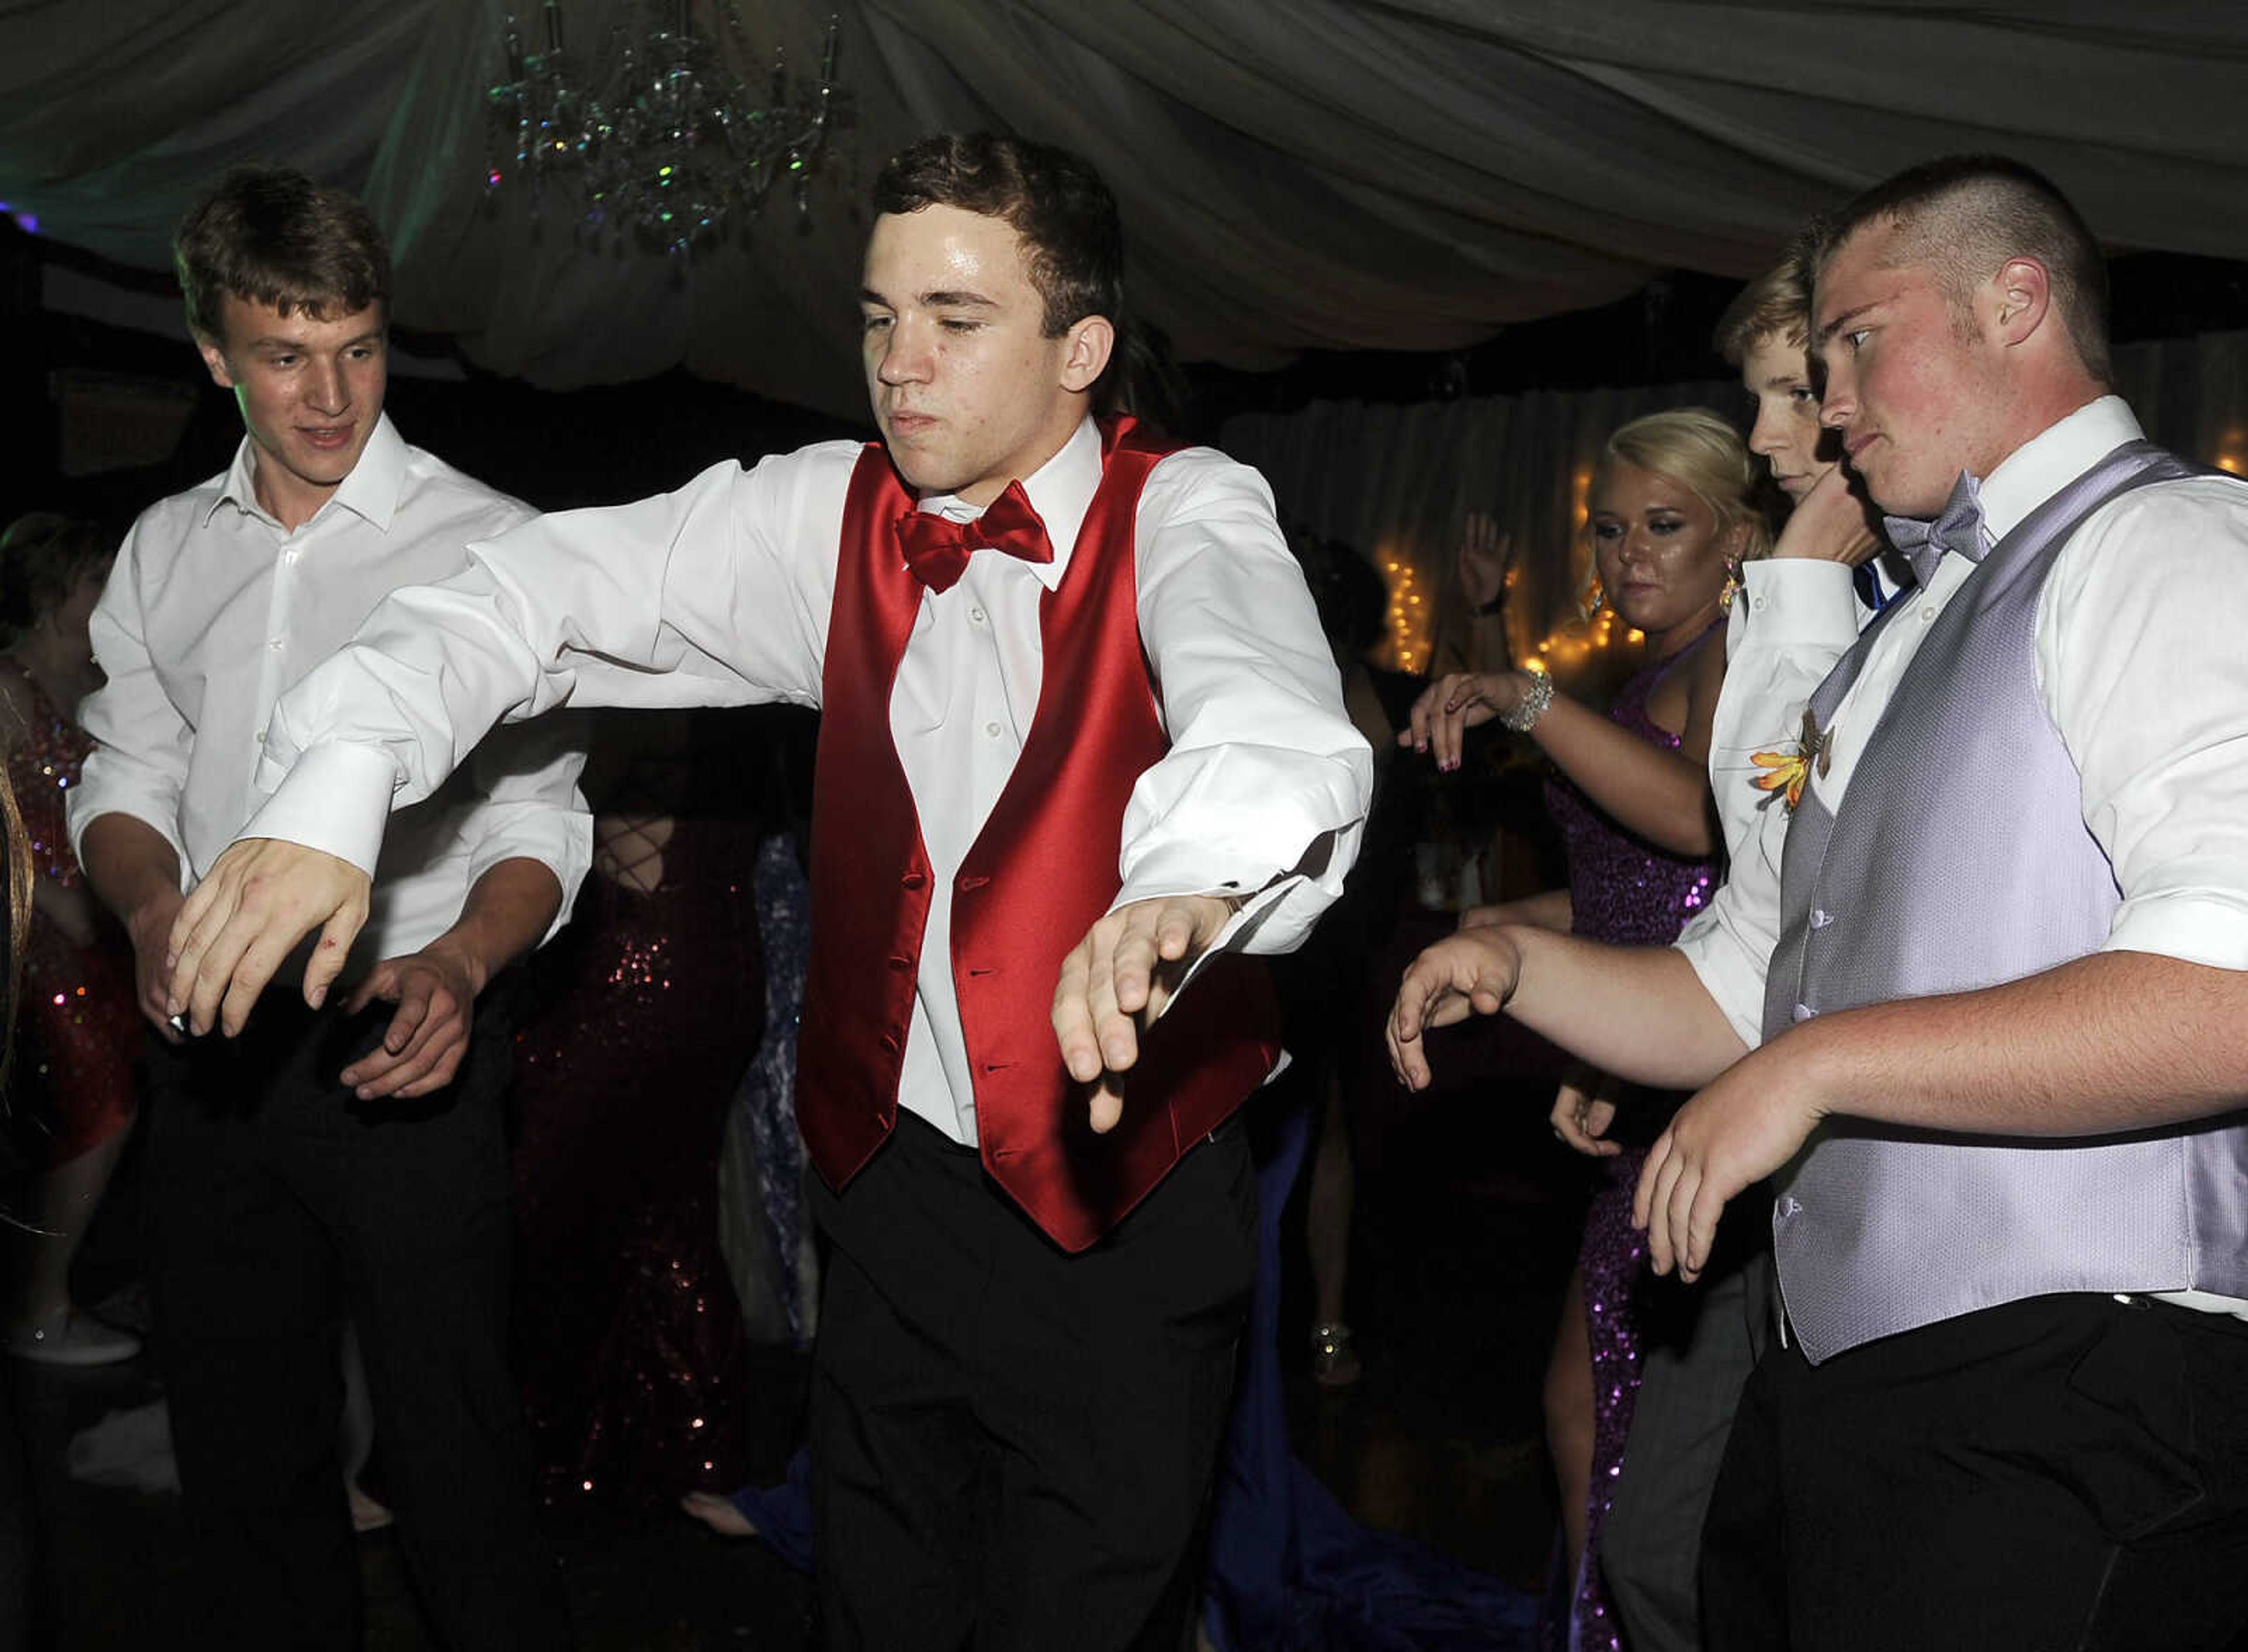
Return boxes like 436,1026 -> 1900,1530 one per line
5,665 -> 139,1160
509,710 -> 766,1521
1541,642 -> 1719,1652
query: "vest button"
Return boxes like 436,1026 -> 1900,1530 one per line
879,1033 -> 901,1054
887,954 -> 913,972
1811,908 -> 1834,930
900,870 -> 926,890
1792,1002 -> 1814,1023
958,874 -> 991,892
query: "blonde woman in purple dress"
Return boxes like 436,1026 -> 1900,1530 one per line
1404,409 -> 1767,1649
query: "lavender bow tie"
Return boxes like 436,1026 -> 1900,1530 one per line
1882,471 -> 1987,589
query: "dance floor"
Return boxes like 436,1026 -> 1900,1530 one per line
11,1013 -> 1584,1648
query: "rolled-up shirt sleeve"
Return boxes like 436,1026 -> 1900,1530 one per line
1114,449 -> 1374,955
460,719 -> 592,942
69,520 -> 193,876
1709,558 -> 1859,878
242,447 -> 844,872
2040,479 -> 2248,969
1678,557 -> 1860,1048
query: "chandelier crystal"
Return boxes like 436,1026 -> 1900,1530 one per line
487,1 -> 841,255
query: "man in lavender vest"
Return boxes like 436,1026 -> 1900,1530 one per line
1392,156 -> 2248,1648
146,134 -> 1371,1649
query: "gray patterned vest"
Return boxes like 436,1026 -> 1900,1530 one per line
1762,439 -> 2248,1363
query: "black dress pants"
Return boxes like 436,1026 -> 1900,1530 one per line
808,1112 -> 1257,1652
1702,1291 -> 2248,1651
142,989 -> 567,1651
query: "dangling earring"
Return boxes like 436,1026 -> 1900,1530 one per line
1717,557 -> 1743,613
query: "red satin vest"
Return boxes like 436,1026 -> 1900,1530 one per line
795,417 -> 1282,1252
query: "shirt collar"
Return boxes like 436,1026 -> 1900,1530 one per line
913,416 -> 1102,593
1975,394 -> 2143,544
202,413 -> 408,535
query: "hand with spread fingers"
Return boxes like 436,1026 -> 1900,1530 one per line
1052,893 -> 1238,1133
1385,927 -> 1523,1092
1633,1043 -> 1826,1281
165,837 -> 372,1038
1457,511 -> 1514,611
338,945 -> 484,1101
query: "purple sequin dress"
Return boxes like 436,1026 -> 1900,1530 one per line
1541,645 -> 1718,1652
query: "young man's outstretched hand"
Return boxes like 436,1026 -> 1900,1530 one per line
1384,928 -> 1523,1092
1053,893 -> 1238,1133
165,838 -> 372,1037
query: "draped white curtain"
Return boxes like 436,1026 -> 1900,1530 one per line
7,2 -> 2248,417
1222,330 -> 2248,691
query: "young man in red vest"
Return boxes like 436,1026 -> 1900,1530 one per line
159,133 -> 1373,1647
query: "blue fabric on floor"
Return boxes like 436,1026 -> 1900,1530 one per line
729,1092 -> 1535,1648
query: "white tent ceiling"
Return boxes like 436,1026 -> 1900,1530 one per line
7,1 -> 2247,419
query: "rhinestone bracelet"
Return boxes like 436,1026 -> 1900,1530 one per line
1499,669 -> 1554,732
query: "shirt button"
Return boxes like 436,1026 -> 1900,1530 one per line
984,721 -> 1002,738
968,606 -> 987,624
1750,594 -> 1767,612
283,547 -> 300,565
268,639 -> 283,652
1921,605 -> 1938,622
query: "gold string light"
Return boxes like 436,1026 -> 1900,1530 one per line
1382,554 -> 1428,672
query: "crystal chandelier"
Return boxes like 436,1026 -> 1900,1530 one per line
487,1 -> 841,255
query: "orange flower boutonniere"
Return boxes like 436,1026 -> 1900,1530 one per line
1750,707 -> 1834,813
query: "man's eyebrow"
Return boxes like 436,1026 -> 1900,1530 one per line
1815,300 -> 1879,347
857,288 -> 1000,310
244,329 -> 382,351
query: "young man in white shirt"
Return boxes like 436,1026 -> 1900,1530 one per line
1390,157 -> 2248,1649
70,168 -> 588,1650
155,136 -> 1371,1649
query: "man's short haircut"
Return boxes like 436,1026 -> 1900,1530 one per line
872,133 -> 1123,338
0,513 -> 111,638
1812,155 -> 2111,383
1714,232 -> 1818,368
174,166 -> 392,344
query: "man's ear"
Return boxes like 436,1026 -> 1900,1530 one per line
1989,256 -> 2053,349
1058,314 -> 1115,395
194,331 -> 236,391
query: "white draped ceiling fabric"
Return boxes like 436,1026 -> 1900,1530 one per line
8,1 -> 2248,423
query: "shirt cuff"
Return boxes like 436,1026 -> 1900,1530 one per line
2103,893 -> 2248,973
1733,558 -> 1862,650
1673,910 -> 1768,1049
239,742 -> 399,876
1105,868 -> 1305,1012
465,813 -> 594,946
66,795 -> 190,885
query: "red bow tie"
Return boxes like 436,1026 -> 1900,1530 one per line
894,481 -> 1054,595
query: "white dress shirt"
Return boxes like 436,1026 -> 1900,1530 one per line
69,416 -> 591,966
243,416 -> 1373,1145
1678,396 -> 2248,1049
1684,557 -> 1864,1046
